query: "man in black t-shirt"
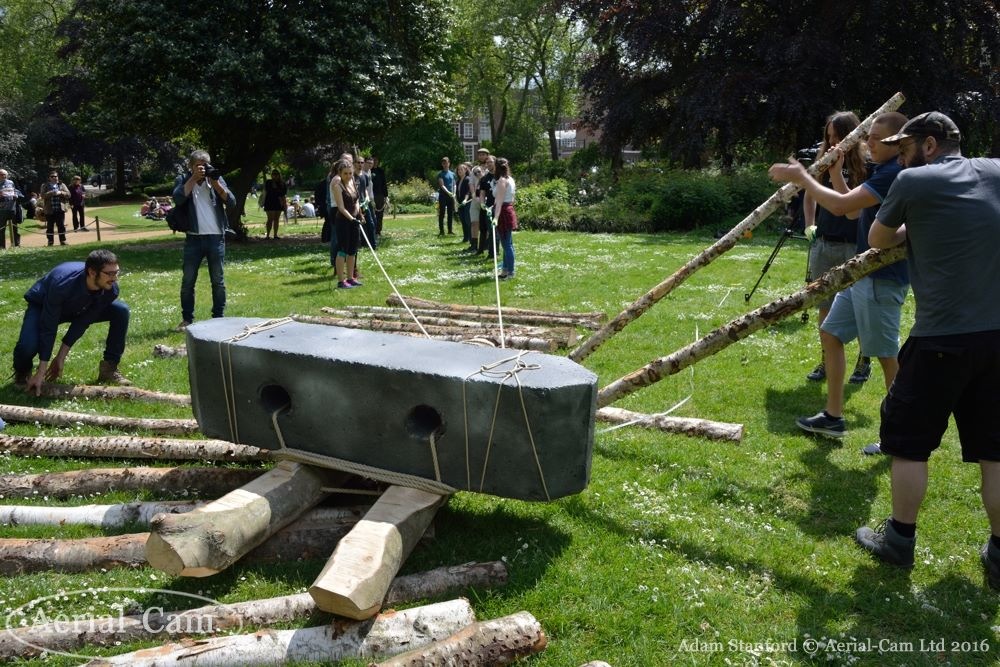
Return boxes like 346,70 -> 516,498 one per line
476,155 -> 495,258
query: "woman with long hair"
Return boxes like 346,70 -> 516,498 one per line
331,158 -> 362,289
262,169 -> 287,239
456,162 -> 473,244
492,157 -> 518,280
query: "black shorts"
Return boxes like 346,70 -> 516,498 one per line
880,330 -> 1000,462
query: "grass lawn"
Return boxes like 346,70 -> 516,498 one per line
0,213 -> 997,666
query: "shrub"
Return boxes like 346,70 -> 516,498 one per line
143,180 -> 177,197
390,178 -> 436,207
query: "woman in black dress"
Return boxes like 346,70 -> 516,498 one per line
331,158 -> 362,289
263,169 -> 287,239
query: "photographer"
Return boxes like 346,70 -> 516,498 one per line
42,171 -> 70,246
172,149 -> 234,331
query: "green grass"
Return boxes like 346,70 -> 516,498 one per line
0,215 -> 997,666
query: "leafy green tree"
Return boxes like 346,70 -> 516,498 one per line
59,0 -> 450,236
372,118 -> 465,184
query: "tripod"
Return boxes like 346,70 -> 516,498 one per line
744,226 -> 811,321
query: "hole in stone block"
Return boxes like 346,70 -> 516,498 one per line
259,384 -> 292,413
405,404 -> 445,440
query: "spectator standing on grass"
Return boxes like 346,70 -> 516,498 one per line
41,171 -> 70,246
370,155 -> 388,239
12,248 -> 131,393
173,149 -> 234,331
769,112 -> 908,452
492,158 -> 518,280
359,155 -> 377,249
803,111 -> 870,385
476,155 -> 496,258
263,169 -> 287,240
456,162 -> 472,244
0,169 -> 19,249
331,157 -> 363,290
436,156 -> 456,235
69,175 -> 86,232
467,165 -> 482,252
851,112 -> 1000,585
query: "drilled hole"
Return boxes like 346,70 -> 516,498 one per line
259,384 -> 292,413
405,404 -> 445,440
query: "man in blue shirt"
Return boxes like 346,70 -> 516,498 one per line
436,157 -> 456,235
12,249 -> 131,395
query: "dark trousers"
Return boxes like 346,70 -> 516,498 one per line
0,210 -> 19,248
46,210 -> 67,245
374,196 -> 386,235
13,301 -> 130,373
438,192 -> 454,233
458,202 -> 472,242
72,204 -> 86,230
478,208 -> 494,256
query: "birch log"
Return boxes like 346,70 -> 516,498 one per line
32,383 -> 191,406
569,92 -> 906,363
387,294 -> 605,322
373,610 -> 547,666
309,486 -> 448,619
1,562 -> 507,660
298,312 -> 567,341
341,304 -> 603,330
0,501 -> 198,529
0,466 -> 263,500
145,461 -> 347,576
0,404 -> 198,435
596,406 -> 743,442
80,599 -> 477,666
154,344 -> 187,358
0,434 -> 269,462
597,245 -> 907,407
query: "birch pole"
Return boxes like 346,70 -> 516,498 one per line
570,92 -> 906,363
0,404 -> 198,435
597,245 -> 906,407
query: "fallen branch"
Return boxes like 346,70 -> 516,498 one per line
154,344 -> 187,358
597,245 -> 907,407
0,501 -> 198,529
31,383 -> 192,406
373,610 -> 547,666
0,466 -> 263,500
596,406 -> 743,442
81,599 -> 476,666
0,403 -> 198,435
387,293 -> 605,322
1,561 -> 507,660
0,434 -> 269,462
569,92 -> 905,363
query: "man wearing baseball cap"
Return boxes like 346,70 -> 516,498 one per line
854,112 -> 1000,589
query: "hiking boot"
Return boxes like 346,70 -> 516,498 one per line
862,441 -> 883,456
13,369 -> 30,386
97,360 -> 132,386
806,361 -> 826,381
856,518 -> 915,568
849,356 -> 872,384
796,411 -> 847,439
980,541 -> 1000,591
175,320 -> 192,332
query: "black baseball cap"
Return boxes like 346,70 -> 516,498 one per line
882,111 -> 961,145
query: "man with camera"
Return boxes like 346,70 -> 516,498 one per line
42,171 -> 70,246
172,149 -> 234,331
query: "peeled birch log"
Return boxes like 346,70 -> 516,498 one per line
2,562 -> 507,660
596,406 -> 743,442
81,598 -> 477,667
373,610 -> 547,666
0,403 -> 198,435
154,344 -> 187,358
343,304 -> 603,330
579,662 -> 614,667
32,383 -> 192,406
0,506 -> 366,576
0,466 -> 263,500
299,311 -> 569,341
0,434 -> 269,462
310,486 -> 448,619
387,293 -> 605,323
597,245 -> 907,407
146,461 -> 347,577
0,501 -> 198,529
569,93 -> 906,363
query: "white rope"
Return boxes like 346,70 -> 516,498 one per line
357,215 -> 431,339
488,209 -> 506,347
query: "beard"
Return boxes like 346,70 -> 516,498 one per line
903,151 -> 928,169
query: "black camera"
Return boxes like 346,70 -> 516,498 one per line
203,164 -> 222,180
795,142 -> 821,165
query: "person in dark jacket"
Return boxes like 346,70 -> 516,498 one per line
12,249 -> 131,394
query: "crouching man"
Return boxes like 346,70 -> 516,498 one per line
12,249 -> 131,395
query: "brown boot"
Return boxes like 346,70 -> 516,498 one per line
13,369 -> 30,386
97,360 -> 132,386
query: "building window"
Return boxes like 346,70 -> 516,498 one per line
479,120 -> 491,140
462,122 -> 473,139
452,122 -> 461,137
463,143 -> 476,163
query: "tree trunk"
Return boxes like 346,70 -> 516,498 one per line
386,294 -> 605,322
597,245 -> 907,407
373,611 -> 547,666
0,466 -> 262,500
548,126 -> 559,161
154,344 -> 187,358
569,92 -> 905,363
309,486 -> 448,619
2,563 -> 507,660
114,154 -> 127,198
0,434 -> 269,462
596,406 -> 743,442
34,383 -> 192,406
336,305 -> 602,330
146,461 -> 348,577
0,501 -> 198,529
80,599 -> 476,667
0,403 -> 198,435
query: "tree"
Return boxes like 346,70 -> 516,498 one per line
567,0 -> 1000,166
372,119 -> 465,184
58,0 -> 450,237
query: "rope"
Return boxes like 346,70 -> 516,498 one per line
487,208 -> 506,347
462,351 -> 549,501
356,217 -> 431,339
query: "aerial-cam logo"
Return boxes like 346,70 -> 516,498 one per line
3,587 -> 244,660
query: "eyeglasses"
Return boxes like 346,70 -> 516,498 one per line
100,270 -> 121,278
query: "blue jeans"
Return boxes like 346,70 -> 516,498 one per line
500,229 -> 515,275
13,301 -> 130,372
181,234 -> 226,322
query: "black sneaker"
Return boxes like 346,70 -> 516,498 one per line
796,411 -> 846,438
862,441 -> 883,456
849,356 -> 872,384
981,541 -> 1000,590
856,518 -> 915,568
806,361 -> 826,381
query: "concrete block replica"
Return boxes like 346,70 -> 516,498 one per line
186,318 -> 597,501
